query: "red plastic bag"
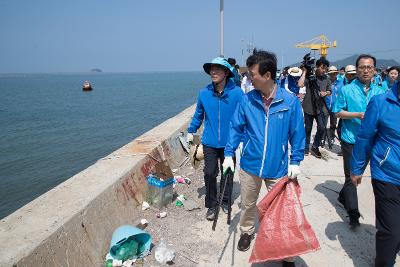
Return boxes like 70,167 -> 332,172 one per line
249,177 -> 320,263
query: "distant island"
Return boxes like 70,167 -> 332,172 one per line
90,68 -> 103,73
331,55 -> 399,69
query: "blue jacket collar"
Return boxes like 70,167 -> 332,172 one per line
387,85 -> 400,104
354,78 -> 366,90
251,86 -> 284,108
354,78 -> 379,93
207,79 -> 236,97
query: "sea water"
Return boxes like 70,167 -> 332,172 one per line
0,72 -> 208,218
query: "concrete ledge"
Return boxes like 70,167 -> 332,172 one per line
0,104 -> 196,266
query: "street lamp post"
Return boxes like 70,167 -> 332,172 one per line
220,0 -> 224,57
241,39 -> 244,67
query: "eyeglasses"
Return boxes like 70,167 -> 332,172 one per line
357,65 -> 375,71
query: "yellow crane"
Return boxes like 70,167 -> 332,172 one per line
295,35 -> 337,57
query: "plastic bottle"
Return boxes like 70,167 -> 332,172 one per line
111,238 -> 139,261
154,238 -> 175,264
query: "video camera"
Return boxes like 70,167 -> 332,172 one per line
301,53 -> 315,76
301,53 -> 334,149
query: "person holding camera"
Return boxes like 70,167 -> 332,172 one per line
223,49 -> 305,266
186,57 -> 243,221
333,54 -> 385,227
298,57 -> 331,158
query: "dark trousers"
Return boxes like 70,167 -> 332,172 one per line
203,145 -> 235,208
339,141 -> 359,212
328,111 -> 337,137
337,119 -> 342,141
322,111 -> 337,144
373,179 -> 400,267
304,112 -> 325,151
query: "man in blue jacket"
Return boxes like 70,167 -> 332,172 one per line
324,66 -> 343,145
333,54 -> 385,227
223,49 -> 305,266
351,83 -> 400,267
187,57 -> 243,221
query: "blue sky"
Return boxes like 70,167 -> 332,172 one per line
0,0 -> 399,73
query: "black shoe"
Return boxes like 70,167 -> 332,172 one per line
206,208 -> 216,221
337,150 -> 343,156
311,147 -> 322,158
237,233 -> 254,251
304,149 -> 309,156
282,261 -> 296,267
349,209 -> 361,228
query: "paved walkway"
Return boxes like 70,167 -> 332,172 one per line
188,139 -> 400,267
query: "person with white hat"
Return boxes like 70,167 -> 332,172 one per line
187,57 -> 244,221
343,65 -> 357,85
282,67 -> 306,102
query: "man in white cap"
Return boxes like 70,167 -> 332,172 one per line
187,57 -> 243,220
343,65 -> 357,85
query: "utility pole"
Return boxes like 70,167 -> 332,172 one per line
220,0 -> 224,57
241,39 -> 244,67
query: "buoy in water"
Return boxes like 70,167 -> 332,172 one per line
82,80 -> 93,91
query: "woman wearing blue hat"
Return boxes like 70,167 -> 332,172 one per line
187,57 -> 244,220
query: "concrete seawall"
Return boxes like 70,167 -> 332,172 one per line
0,105 -> 196,266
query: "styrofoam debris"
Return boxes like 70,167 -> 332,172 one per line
142,201 -> 150,211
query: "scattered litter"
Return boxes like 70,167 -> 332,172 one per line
177,194 -> 186,202
140,219 -> 148,226
122,259 -> 135,267
175,200 -> 184,207
146,175 -> 174,208
154,238 -> 175,264
178,134 -> 190,153
105,259 -> 122,267
157,211 -> 167,218
175,194 -> 186,207
141,201 -> 150,211
171,168 -> 178,173
106,225 -> 152,265
174,175 -> 191,185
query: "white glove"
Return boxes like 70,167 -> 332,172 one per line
288,164 -> 301,179
222,157 -> 235,174
186,133 -> 194,145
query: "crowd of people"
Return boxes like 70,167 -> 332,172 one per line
186,50 -> 400,267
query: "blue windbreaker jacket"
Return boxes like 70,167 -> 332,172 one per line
325,79 -> 343,110
351,86 -> 400,185
225,87 -> 305,179
381,79 -> 398,92
187,80 -> 244,148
